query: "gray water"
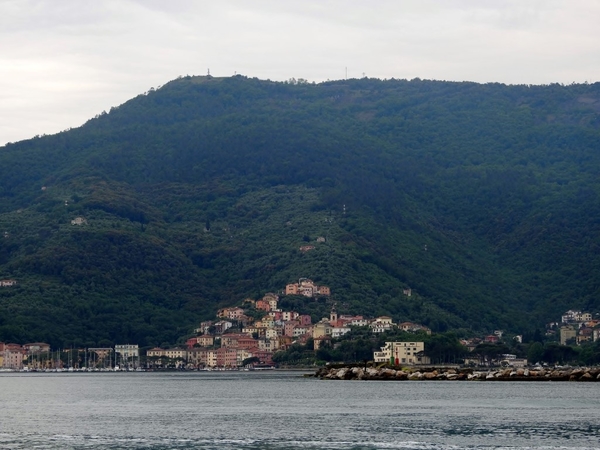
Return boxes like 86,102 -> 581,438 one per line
0,371 -> 599,449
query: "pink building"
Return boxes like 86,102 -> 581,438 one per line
3,343 -> 24,369
255,300 -> 271,312
268,311 -> 283,321
248,347 -> 273,366
220,334 -> 257,350
186,337 -> 198,349
284,321 -> 298,337
298,315 -> 312,326
285,283 -> 299,295
215,348 -> 238,367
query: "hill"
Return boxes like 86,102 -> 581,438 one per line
1,75 -> 600,347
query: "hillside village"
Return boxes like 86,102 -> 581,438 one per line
1,274 -> 599,370
151,278 -> 432,368
549,310 -> 600,345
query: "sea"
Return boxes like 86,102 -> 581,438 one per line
0,370 -> 599,450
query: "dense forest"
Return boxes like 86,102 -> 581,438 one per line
1,75 -> 599,348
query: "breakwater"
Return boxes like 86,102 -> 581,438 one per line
314,366 -> 600,381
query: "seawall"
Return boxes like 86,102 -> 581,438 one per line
314,366 -> 600,381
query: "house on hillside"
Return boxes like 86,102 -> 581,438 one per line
398,322 -> 432,335
71,217 -> 87,226
0,279 -> 17,287
370,316 -> 395,333
255,300 -> 271,312
217,307 -> 245,320
285,278 -> 330,297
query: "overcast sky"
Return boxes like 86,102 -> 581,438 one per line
1,0 -> 599,146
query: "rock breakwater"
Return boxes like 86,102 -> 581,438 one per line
314,366 -> 600,381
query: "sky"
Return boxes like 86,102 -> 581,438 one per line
1,0 -> 599,146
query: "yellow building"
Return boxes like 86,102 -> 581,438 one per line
374,341 -> 429,365
560,326 -> 577,345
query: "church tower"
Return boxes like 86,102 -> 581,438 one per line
329,303 -> 338,324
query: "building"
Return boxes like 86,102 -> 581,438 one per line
373,341 -> 429,365
0,279 -> 17,287
282,311 -> 299,321
255,300 -> 271,312
370,317 -> 395,333
217,307 -> 245,320
350,318 -> 369,327
215,348 -> 238,367
115,344 -> 139,359
560,326 -> 577,345
298,315 -> 312,326
195,321 -> 213,334
115,344 -> 139,368
70,217 -> 87,225
293,326 -> 311,337
312,322 -> 332,339
187,347 -> 210,367
23,342 -> 50,354
331,327 -> 351,338
398,322 -> 432,335
213,321 -> 233,334
561,310 -> 592,324
262,293 -> 279,310
3,343 -> 24,369
220,334 -> 257,350
285,278 -> 330,297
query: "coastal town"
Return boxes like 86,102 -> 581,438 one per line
1,277 -> 599,371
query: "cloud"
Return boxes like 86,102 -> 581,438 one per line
1,0 -> 599,145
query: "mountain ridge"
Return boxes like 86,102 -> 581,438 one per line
1,75 -> 599,347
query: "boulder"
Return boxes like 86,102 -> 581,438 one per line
366,368 -> 380,378
351,367 -> 363,376
336,368 -> 348,379
395,371 -> 408,380
570,368 -> 583,378
381,368 -> 397,378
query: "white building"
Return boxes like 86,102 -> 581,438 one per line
331,327 -> 351,338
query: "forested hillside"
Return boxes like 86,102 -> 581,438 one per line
1,75 -> 599,348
